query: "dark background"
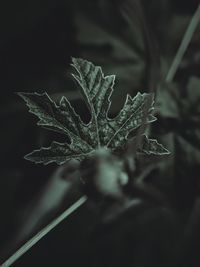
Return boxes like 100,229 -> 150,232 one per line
0,1 -> 200,266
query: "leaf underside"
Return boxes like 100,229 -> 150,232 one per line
19,58 -> 169,165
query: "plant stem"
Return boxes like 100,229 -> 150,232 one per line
0,196 -> 87,267
165,4 -> 200,83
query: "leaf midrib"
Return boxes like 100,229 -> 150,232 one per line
106,97 -> 149,147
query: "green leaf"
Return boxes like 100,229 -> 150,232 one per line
140,135 -> 170,155
24,141 -> 92,165
19,58 -> 166,165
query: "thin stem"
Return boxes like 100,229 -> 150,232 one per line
0,196 -> 87,267
165,4 -> 200,83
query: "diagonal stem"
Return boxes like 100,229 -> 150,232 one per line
0,196 -> 87,267
165,4 -> 200,83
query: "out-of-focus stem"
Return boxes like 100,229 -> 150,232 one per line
0,196 -> 87,267
166,4 -> 200,83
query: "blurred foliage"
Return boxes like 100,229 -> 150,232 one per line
0,0 -> 200,267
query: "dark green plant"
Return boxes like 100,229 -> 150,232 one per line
18,58 -> 169,165
0,57 -> 170,267
1,3 -> 200,266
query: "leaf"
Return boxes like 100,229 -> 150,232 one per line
24,141 -> 91,165
19,58 -> 166,165
140,135 -> 170,156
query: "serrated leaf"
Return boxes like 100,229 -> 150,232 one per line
140,135 -> 170,155
25,141 -> 92,165
71,57 -> 114,118
19,58 -> 167,165
105,92 -> 157,149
